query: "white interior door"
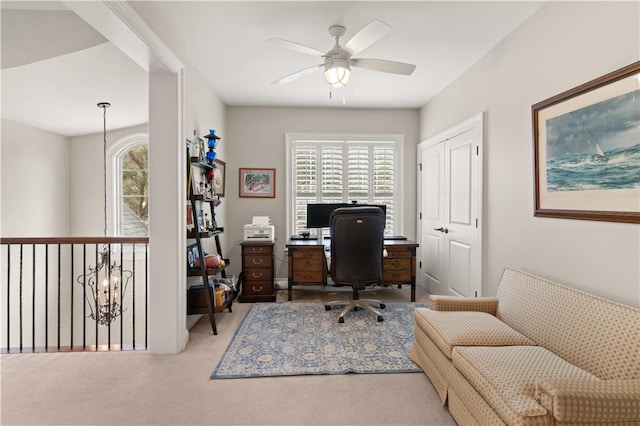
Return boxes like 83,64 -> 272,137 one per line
417,114 -> 483,297
419,143 -> 445,294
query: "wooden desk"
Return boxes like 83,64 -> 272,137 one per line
286,238 -> 418,302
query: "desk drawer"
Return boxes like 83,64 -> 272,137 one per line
244,282 -> 273,296
243,255 -> 273,269
291,249 -> 323,259
244,268 -> 273,283
242,245 -> 273,255
385,249 -> 413,258
383,269 -> 412,282
292,257 -> 324,271
384,257 -> 411,271
292,269 -> 324,283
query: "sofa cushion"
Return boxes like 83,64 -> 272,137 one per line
414,308 -> 535,359
452,346 -> 598,426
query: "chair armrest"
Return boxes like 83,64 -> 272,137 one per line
428,295 -> 499,315
535,379 -> 640,423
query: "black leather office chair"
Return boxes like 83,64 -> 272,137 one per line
324,206 -> 386,323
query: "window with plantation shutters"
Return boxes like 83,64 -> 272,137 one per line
286,134 -> 403,237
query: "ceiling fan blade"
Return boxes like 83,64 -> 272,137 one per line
267,38 -> 325,57
343,20 -> 391,56
351,58 -> 416,75
272,64 -> 324,86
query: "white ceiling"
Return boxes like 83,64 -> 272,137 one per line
1,3 -> 149,136
1,1 -> 546,137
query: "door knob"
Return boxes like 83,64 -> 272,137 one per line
433,227 -> 449,234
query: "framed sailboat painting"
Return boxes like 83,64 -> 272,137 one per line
533,61 -> 640,223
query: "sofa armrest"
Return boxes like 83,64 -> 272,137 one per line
535,379 -> 640,423
428,295 -> 499,315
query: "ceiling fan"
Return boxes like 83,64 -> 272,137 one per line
268,20 -> 416,88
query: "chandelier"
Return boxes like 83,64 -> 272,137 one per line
76,102 -> 132,326
78,246 -> 132,326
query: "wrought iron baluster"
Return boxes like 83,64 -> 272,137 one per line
19,244 -> 23,353
132,244 -> 136,350
70,244 -> 74,350
45,244 -> 49,352
6,245 -> 11,353
32,244 -> 36,352
57,244 -> 61,351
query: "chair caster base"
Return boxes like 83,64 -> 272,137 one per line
380,303 -> 386,309
339,317 -> 345,324
325,305 -> 331,311
377,316 -> 384,322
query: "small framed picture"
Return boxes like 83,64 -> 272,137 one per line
212,159 -> 226,197
186,138 -> 193,157
239,168 -> 276,198
187,243 -> 199,270
197,209 -> 205,231
197,136 -> 206,163
190,165 -> 204,195
186,203 -> 194,230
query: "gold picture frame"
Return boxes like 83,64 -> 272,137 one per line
239,168 -> 276,198
532,61 -> 640,223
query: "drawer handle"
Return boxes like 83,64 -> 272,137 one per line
251,285 -> 263,292
252,258 -> 263,265
252,272 -> 264,278
252,248 -> 264,253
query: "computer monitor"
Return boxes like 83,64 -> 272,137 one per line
306,203 -> 348,229
306,203 -> 387,229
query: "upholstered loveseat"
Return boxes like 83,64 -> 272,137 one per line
410,268 -> 640,425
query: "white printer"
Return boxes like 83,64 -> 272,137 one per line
243,216 -> 275,242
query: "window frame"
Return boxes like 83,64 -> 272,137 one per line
285,132 -> 404,237
107,133 -> 149,237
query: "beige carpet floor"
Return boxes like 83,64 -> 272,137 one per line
1,285 -> 456,425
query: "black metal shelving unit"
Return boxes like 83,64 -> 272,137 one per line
186,156 -> 232,335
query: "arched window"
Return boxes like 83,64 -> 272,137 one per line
108,133 -> 149,237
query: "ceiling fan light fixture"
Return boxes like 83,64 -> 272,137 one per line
324,58 -> 351,88
271,20 -> 415,89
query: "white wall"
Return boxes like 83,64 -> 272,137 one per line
1,119 -> 70,237
184,67 -> 227,259
226,106 -> 419,279
419,1 -> 640,306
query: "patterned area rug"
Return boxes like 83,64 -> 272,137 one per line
211,301 -> 427,379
